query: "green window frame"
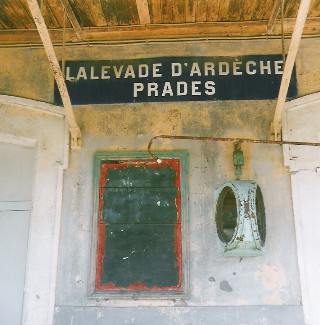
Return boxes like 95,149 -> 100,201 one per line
90,151 -> 188,299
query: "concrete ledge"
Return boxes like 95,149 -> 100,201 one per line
54,305 -> 304,325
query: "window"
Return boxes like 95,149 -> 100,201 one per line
90,152 -> 188,298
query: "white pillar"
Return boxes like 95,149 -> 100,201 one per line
283,93 -> 320,325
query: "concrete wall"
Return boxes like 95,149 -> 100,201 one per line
1,37 -> 320,102
2,37 -> 320,324
54,102 -> 303,325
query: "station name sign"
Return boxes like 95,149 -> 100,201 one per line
54,55 -> 297,105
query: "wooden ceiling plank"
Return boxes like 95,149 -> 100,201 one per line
100,0 -> 118,26
18,0 -> 38,28
41,0 -> 61,28
71,0 -> 94,26
44,0 -> 72,28
267,0 -> 281,33
148,0 -> 162,23
136,0 -> 151,24
0,18 -> 12,29
206,0 -> 220,21
185,0 -> 196,23
3,18 -> 320,45
309,0 -> 319,14
228,0 -> 244,21
252,0 -> 267,20
26,0 -> 82,149
172,0 -> 185,23
111,0 -> 138,25
58,0 -> 84,39
3,0 -> 33,29
309,0 -> 320,15
195,0 -> 208,22
283,0 -> 292,17
0,4 -> 15,29
126,0 -> 140,25
242,0 -> 256,20
262,0 -> 277,20
113,0 -> 129,25
285,1 -> 300,18
161,0 -> 173,23
218,0 -> 231,21
90,0 -> 108,26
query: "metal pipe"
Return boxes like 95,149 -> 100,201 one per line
147,134 -> 320,159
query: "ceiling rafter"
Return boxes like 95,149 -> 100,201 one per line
136,0 -> 151,24
58,0 -> 85,40
267,0 -> 281,33
26,0 -> 82,149
271,0 -> 312,140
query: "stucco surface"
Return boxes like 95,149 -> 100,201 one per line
2,37 -> 316,324
1,38 -> 320,103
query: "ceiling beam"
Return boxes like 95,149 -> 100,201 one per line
136,0 -> 151,24
1,18 -> 320,45
58,0 -> 85,40
27,0 -> 82,149
270,0 -> 312,140
267,0 -> 281,33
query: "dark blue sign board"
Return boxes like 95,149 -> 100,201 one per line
54,55 -> 297,105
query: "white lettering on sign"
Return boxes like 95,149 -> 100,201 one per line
177,82 -> 187,96
139,64 -> 149,78
219,62 -> 229,75
153,63 -> 162,77
233,61 -> 242,75
162,82 -> 174,96
246,61 -> 257,75
124,65 -> 135,78
101,66 -> 110,79
260,61 -> 271,74
90,66 -> 99,79
65,67 -> 74,81
205,81 -> 216,95
190,63 -> 201,76
148,83 -> 159,96
133,83 -> 144,97
133,80 -> 216,98
274,61 -> 283,74
171,63 -> 182,77
77,67 -> 87,80
192,81 -> 201,95
113,65 -> 123,78
64,60 -> 283,81
204,62 -> 215,76
60,57 -> 289,103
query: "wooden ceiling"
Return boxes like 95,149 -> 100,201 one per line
1,0 -> 320,45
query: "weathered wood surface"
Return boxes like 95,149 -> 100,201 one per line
1,0 -> 320,44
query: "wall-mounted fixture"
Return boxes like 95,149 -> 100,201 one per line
147,134 -> 320,257
214,180 -> 266,256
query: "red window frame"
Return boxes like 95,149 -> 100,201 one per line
95,158 -> 182,292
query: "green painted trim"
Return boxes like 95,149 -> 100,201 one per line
90,150 -> 189,299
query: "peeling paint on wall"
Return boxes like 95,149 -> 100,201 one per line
0,38 -> 310,324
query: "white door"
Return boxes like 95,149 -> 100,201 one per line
0,142 -> 35,325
